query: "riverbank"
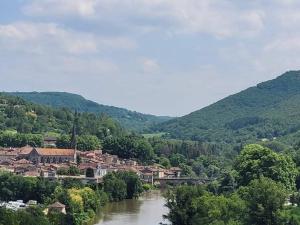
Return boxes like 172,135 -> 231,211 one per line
95,190 -> 169,225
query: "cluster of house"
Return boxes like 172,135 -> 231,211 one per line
0,199 -> 66,214
0,146 -> 182,184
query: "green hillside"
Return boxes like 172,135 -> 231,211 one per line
0,93 -> 123,138
8,92 -> 172,132
157,71 -> 300,145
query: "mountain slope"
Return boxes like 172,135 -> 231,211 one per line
0,93 -> 124,137
8,92 -> 172,132
157,71 -> 300,144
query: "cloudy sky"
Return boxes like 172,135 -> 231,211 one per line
0,0 -> 300,116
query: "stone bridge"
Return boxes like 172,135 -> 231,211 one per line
153,177 -> 210,187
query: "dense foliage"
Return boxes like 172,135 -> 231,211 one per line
103,135 -> 155,162
103,171 -> 143,201
234,144 -> 297,190
0,171 -> 144,225
158,71 -> 300,146
165,144 -> 300,225
8,92 -> 172,132
0,93 -> 124,139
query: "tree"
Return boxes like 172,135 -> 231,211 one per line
103,173 -> 127,201
103,135 -> 155,162
56,135 -> 71,149
134,139 -> 155,162
117,171 -> 143,199
219,170 -> 238,194
164,185 -> 206,225
159,157 -> 171,169
191,193 -> 246,225
234,144 -> 297,190
77,135 -> 101,151
239,177 -> 288,225
170,153 -> 186,167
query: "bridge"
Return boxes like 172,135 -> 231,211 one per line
44,175 -> 103,184
153,177 -> 210,187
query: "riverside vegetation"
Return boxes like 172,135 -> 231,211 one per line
0,171 -> 143,225
164,144 -> 300,225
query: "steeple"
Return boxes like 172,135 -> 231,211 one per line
70,110 -> 78,150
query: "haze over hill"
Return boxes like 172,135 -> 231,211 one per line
8,92 -> 172,132
157,71 -> 300,145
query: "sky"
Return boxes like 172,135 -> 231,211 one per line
0,1 -> 300,116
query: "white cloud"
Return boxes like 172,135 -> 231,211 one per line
3,0 -> 300,115
23,0 -> 265,38
141,58 -> 160,74
264,36 -> 300,52
23,0 -> 97,18
0,22 -> 136,54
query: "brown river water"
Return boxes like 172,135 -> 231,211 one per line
95,190 -> 170,225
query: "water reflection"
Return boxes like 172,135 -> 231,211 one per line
96,190 -> 169,225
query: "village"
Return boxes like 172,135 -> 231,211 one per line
0,137 -> 183,187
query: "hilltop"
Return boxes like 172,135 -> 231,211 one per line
0,93 -> 123,137
8,92 -> 172,132
157,71 -> 300,145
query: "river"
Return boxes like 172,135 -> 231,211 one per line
95,190 -> 170,225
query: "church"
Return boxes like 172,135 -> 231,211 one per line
19,147 -> 76,164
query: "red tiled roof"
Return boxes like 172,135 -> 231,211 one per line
36,148 -> 75,156
20,147 -> 75,156
15,159 -> 31,164
49,201 -> 65,208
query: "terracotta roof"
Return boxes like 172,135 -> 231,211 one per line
15,159 -> 31,164
0,149 -> 18,156
19,146 -> 33,155
49,201 -> 65,208
20,147 -> 75,156
35,148 -> 75,156
170,167 -> 182,171
79,163 -> 97,169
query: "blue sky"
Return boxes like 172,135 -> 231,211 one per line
0,0 -> 300,116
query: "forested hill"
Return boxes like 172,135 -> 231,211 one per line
0,93 -> 124,138
7,92 -> 172,132
157,70 -> 300,145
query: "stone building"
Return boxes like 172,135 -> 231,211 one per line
19,147 -> 76,164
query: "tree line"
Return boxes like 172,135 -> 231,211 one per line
164,144 -> 300,225
0,170 -> 143,225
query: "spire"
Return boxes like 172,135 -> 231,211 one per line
70,110 -> 78,150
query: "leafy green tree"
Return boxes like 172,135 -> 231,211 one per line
234,144 -> 297,190
18,207 -> 51,225
134,139 -> 155,162
170,153 -> 186,167
191,193 -> 246,225
77,135 -> 101,151
56,135 -> 71,148
179,163 -> 195,177
164,185 -> 206,225
117,171 -> 143,199
219,170 -> 238,194
103,135 -> 154,162
103,173 -> 127,201
158,157 -> 171,169
239,177 -> 288,225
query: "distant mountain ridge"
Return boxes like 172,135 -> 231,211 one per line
157,70 -> 300,145
8,92 -> 172,132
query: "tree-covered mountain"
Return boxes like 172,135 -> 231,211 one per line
157,71 -> 300,145
8,92 -> 172,132
0,93 -> 124,138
